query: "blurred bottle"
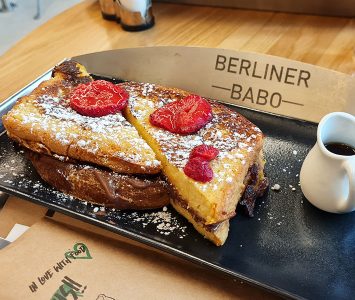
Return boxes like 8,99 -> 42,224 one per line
114,0 -> 121,23
117,0 -> 155,31
99,0 -> 116,21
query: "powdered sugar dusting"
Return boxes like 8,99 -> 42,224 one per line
125,208 -> 187,238
122,82 -> 263,187
0,143 -> 187,240
8,82 -> 160,168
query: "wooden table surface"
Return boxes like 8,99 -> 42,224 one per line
0,0 -> 354,102
0,1 -> 354,298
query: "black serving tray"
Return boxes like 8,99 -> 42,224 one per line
1,71 -> 355,300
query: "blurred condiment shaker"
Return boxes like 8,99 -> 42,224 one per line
99,0 -> 116,20
114,0 -> 121,23
117,0 -> 155,31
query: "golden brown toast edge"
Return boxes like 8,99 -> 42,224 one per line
171,200 -> 229,246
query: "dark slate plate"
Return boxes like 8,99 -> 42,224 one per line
0,74 -> 354,300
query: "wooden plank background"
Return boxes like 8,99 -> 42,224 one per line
0,1 -> 354,102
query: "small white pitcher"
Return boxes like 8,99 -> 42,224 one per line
300,112 -> 355,213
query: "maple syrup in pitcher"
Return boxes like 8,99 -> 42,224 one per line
324,143 -> 355,156
300,112 -> 355,213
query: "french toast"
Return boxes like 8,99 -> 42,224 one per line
28,151 -> 170,210
2,61 -> 161,175
122,82 -> 267,245
3,60 -> 267,245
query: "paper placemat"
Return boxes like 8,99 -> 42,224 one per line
0,218 -> 278,300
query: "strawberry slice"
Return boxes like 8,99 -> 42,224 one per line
149,94 -> 212,134
184,144 -> 219,182
175,95 -> 213,134
70,80 -> 129,117
183,157 -> 214,183
149,102 -> 179,133
190,144 -> 219,161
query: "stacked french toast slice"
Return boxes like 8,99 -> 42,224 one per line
2,60 -> 268,245
2,61 -> 169,210
122,82 -> 267,245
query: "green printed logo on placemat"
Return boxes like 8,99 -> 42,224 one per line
51,276 -> 87,300
65,243 -> 92,260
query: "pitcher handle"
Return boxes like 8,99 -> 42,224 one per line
344,160 -> 355,207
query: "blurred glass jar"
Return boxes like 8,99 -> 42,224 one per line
99,0 -> 116,21
114,0 -> 121,23
117,0 -> 155,31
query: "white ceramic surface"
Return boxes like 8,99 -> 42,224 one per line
300,112 -> 355,213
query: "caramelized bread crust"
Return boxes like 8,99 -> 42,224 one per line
169,185 -> 229,246
2,61 -> 161,174
28,151 -> 170,210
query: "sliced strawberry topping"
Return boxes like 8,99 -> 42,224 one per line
184,144 -> 219,182
70,80 -> 129,117
149,102 -> 179,132
175,95 -> 213,134
190,144 -> 219,161
149,94 -> 212,134
183,157 -> 214,183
